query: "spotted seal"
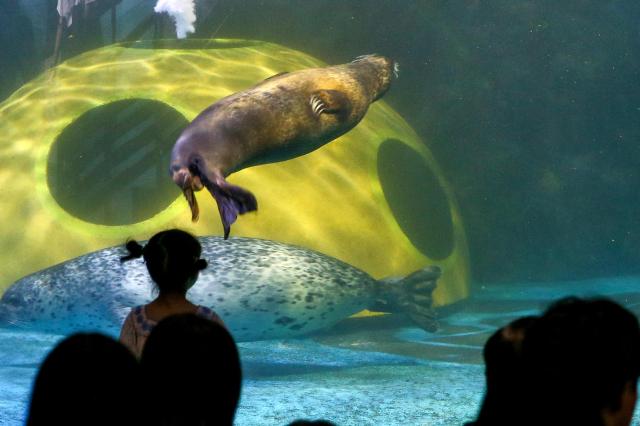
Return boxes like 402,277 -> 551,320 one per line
0,237 -> 437,341
170,55 -> 398,238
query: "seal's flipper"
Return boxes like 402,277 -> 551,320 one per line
310,95 -> 326,116
184,186 -> 200,222
371,266 -> 441,332
203,176 -> 258,239
309,90 -> 352,116
172,167 -> 202,222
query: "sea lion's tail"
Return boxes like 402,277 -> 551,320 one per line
373,266 -> 440,332
204,176 -> 258,239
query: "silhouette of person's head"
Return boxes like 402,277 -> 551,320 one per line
522,297 -> 640,426
121,228 -> 207,294
472,315 -> 538,425
26,333 -> 140,426
287,420 -> 337,426
140,313 -> 242,425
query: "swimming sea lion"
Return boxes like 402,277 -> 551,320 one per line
0,236 -> 438,341
170,55 -> 398,238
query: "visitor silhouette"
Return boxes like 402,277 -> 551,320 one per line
467,316 -> 538,425
140,313 -> 242,425
119,228 -> 224,357
519,297 -> 640,426
26,332 -> 140,426
469,296 -> 640,426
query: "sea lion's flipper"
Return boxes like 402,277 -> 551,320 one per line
309,90 -> 352,116
371,265 -> 441,332
172,167 -> 202,222
202,173 -> 258,239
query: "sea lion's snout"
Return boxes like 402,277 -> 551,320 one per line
378,56 -> 397,80
172,167 -> 202,222
351,54 -> 396,101
172,167 -> 203,190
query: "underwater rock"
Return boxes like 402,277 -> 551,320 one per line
0,237 -> 440,341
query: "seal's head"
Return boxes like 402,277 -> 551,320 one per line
170,158 -> 204,222
170,134 -> 257,238
349,54 -> 398,101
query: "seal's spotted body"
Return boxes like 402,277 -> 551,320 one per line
0,237 -> 438,341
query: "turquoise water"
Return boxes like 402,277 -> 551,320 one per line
0,326 -> 484,425
3,276 -> 640,425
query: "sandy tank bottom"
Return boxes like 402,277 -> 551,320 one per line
2,276 -> 640,425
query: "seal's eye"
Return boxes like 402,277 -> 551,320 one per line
189,156 -> 204,175
188,155 -> 203,166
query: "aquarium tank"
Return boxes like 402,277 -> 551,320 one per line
0,1 -> 639,424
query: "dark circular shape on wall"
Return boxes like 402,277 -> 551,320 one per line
377,139 -> 454,260
120,39 -> 259,50
47,99 -> 186,225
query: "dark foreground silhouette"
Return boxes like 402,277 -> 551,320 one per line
469,296 -> 640,426
140,313 -> 242,425
26,332 -> 140,426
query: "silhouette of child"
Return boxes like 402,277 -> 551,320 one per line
140,313 -> 242,425
119,228 -> 224,357
26,332 -> 141,426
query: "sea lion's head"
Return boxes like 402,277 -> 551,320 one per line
170,155 -> 205,222
350,54 -> 398,102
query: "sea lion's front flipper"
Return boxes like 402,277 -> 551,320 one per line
201,172 -> 258,239
371,265 -> 441,332
309,90 -> 352,117
171,167 -> 202,222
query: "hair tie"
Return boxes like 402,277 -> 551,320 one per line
120,240 -> 145,263
194,258 -> 208,271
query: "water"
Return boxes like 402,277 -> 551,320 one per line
3,276 -> 640,425
1,1 -> 639,425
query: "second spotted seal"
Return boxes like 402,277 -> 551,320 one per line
170,54 -> 398,238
